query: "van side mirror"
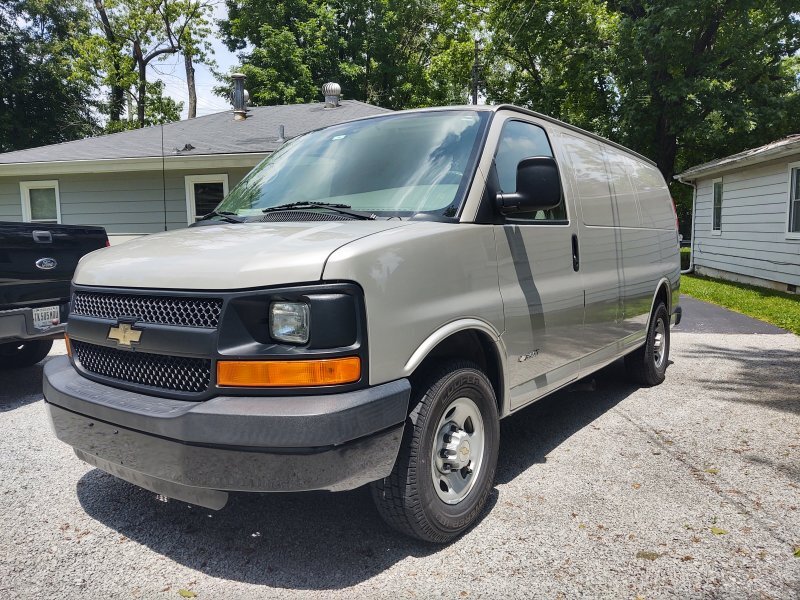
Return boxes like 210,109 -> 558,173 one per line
496,156 -> 562,215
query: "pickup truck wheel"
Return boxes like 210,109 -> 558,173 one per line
625,301 -> 670,386
371,360 -> 499,543
0,339 -> 53,369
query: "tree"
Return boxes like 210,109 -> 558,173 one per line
486,0 -> 800,187
77,0 -> 213,128
220,0 -> 480,108
0,0 -> 98,152
143,79 -> 184,125
176,1 -> 215,118
221,0 -> 337,105
483,0 -> 618,138
611,0 -> 800,183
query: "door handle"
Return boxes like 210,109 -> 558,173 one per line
571,234 -> 579,272
32,230 -> 52,244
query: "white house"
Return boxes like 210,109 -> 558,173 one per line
0,91 -> 388,245
676,135 -> 800,293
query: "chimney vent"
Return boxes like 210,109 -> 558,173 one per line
232,73 -> 247,120
322,82 -> 341,108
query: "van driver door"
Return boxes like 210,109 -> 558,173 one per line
491,117 -> 586,410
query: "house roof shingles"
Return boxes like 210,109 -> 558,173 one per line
0,100 -> 391,165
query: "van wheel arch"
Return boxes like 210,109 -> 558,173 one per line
408,329 -> 504,416
646,279 -> 672,331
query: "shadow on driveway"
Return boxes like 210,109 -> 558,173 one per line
0,354 -> 59,412
76,360 -> 637,590
497,359 -> 637,484
682,342 -> 800,415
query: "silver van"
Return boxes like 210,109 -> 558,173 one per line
44,106 -> 680,543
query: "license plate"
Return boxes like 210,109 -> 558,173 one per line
33,305 -> 60,330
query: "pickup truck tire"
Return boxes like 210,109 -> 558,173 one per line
0,339 -> 53,369
371,360 -> 499,543
625,301 -> 669,386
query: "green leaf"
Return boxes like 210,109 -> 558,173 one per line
636,550 -> 660,561
710,527 -> 728,535
793,546 -> 800,558
178,590 -> 197,598
704,468 -> 719,475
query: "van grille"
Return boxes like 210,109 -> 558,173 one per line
72,291 -> 222,329
72,341 -> 211,394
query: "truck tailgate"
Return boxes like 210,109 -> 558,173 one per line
0,222 -> 107,310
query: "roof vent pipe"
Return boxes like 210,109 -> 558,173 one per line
277,124 -> 285,143
322,82 -> 341,108
232,73 -> 247,120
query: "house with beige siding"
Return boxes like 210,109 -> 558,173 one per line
676,135 -> 800,293
0,95 -> 388,245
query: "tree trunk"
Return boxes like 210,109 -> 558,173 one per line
184,51 -> 197,119
654,111 -> 677,183
108,54 -> 125,123
136,67 -> 147,127
94,1 -> 123,123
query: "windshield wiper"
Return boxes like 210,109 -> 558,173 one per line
198,210 -> 246,224
262,202 -> 376,220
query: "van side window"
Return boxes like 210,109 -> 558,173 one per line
561,133 -> 615,226
495,120 -> 567,222
604,151 -> 641,227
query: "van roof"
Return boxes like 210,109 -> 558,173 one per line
351,105 -> 657,168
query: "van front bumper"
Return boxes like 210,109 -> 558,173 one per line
43,357 -> 410,510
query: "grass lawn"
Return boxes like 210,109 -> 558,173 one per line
681,274 -> 800,335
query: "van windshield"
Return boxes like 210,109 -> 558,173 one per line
216,111 -> 489,219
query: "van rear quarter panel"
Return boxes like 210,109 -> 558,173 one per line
628,159 -> 681,315
607,151 -> 680,333
322,223 -> 505,387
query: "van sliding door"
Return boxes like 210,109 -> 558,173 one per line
559,133 -> 624,366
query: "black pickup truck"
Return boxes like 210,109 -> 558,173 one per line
1,222 -> 108,368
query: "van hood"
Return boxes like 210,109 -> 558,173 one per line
73,221 -> 409,290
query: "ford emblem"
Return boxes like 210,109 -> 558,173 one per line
35,257 -> 57,270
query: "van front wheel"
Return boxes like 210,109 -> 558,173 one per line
625,301 -> 670,386
370,360 -> 499,543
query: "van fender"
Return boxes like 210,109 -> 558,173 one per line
402,318 -> 511,416
644,277 -> 672,333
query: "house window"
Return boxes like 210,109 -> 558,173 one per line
712,179 -> 723,234
790,166 -> 800,235
20,180 -> 61,224
185,174 -> 229,224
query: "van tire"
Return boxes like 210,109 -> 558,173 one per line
625,301 -> 670,386
0,339 -> 53,369
370,360 -> 499,544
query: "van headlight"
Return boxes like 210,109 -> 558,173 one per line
269,301 -> 310,344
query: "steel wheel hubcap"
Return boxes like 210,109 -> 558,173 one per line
431,396 -> 485,504
653,318 -> 667,369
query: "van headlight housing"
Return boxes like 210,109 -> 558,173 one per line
269,301 -> 310,344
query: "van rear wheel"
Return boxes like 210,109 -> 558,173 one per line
625,301 -> 670,386
370,360 -> 499,543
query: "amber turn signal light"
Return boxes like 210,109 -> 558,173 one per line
64,333 -> 72,357
217,357 -> 361,387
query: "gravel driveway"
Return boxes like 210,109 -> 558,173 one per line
1,297 -> 798,599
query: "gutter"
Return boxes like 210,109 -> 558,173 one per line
0,152 -> 271,177
675,175 -> 696,275
675,138 -> 800,181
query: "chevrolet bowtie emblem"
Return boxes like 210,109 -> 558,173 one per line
107,323 -> 142,347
